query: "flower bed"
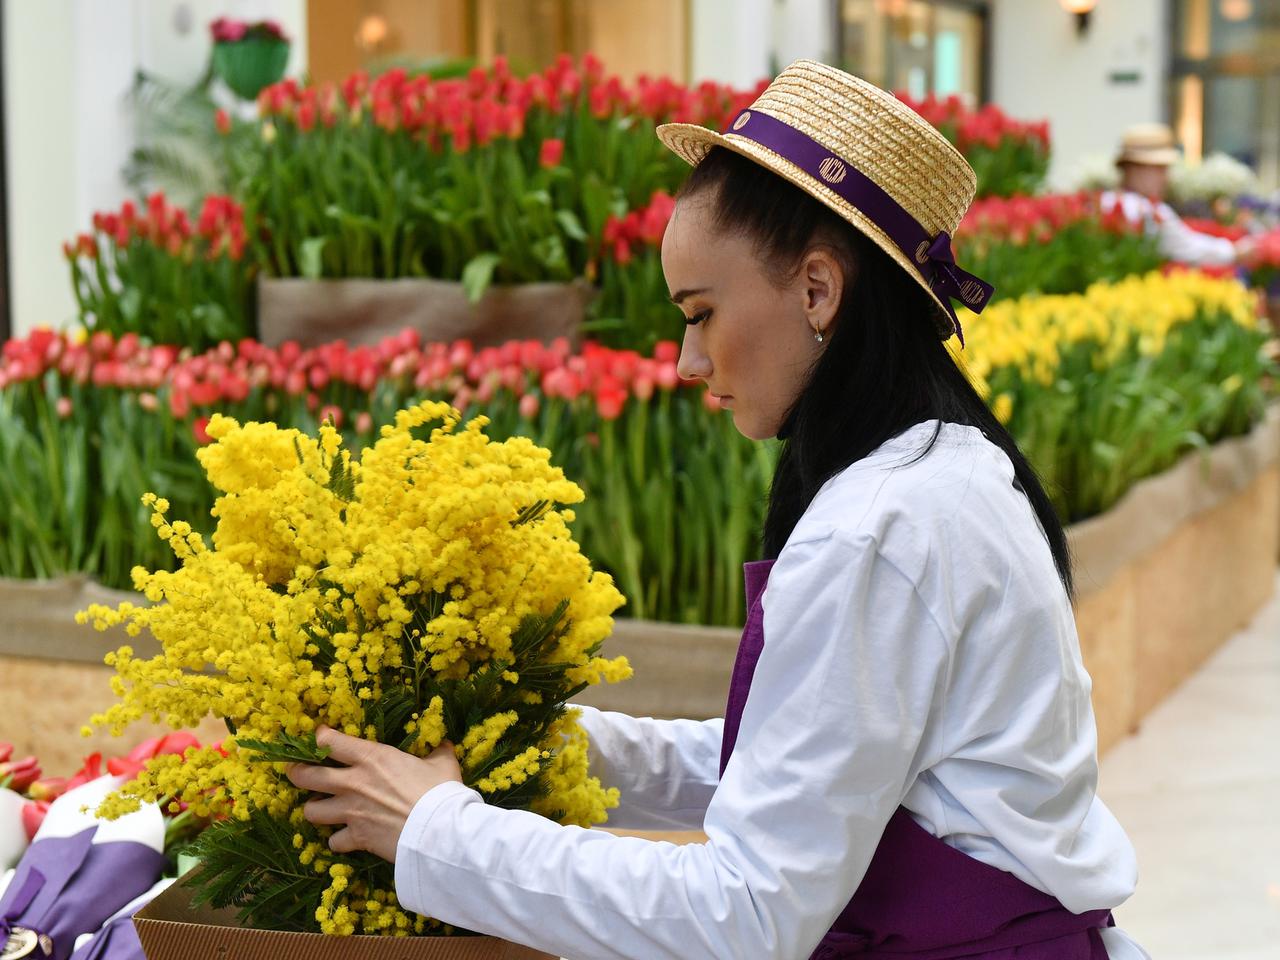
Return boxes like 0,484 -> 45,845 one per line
62,56 -> 1069,354
0,270 -> 1272,629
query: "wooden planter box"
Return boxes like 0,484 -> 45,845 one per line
256,277 -> 595,350
2,407 -> 1276,771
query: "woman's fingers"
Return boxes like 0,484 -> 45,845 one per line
327,826 -> 360,854
302,794 -> 351,826
315,724 -> 374,765
285,760 -> 349,794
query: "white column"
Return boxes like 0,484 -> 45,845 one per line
4,0 -> 80,336
772,0 -> 837,71
3,0 -> 308,337
689,0 -> 772,87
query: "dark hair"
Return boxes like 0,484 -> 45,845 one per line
676,147 -> 1074,600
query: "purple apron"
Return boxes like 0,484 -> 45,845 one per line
720,560 -> 1114,960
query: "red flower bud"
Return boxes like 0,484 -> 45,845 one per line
318,404 -> 343,429
539,137 -> 565,169
193,416 -> 213,445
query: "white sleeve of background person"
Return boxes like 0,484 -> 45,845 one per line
394,532 -> 949,960
567,704 -> 724,830
1155,203 -> 1238,265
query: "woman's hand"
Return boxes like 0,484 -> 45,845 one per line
285,725 -> 464,863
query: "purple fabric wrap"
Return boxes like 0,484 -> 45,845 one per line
722,107 -> 997,346
720,561 -> 1114,959
0,828 -> 167,960
67,911 -> 145,960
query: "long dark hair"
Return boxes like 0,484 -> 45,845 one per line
677,147 -> 1074,600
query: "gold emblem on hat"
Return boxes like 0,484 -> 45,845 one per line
732,112 -> 751,131
914,241 -> 930,264
960,280 -> 985,305
818,157 -> 848,184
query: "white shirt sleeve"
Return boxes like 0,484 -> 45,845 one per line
570,704 -> 724,830
1101,189 -> 1237,266
1153,201 -> 1238,266
393,531 -> 952,960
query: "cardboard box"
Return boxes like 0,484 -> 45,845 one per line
133,873 -> 556,960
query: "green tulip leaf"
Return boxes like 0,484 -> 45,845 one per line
462,252 -> 502,304
555,210 -> 588,242
299,237 -> 328,280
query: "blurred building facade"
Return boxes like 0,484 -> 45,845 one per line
2,0 -> 1277,337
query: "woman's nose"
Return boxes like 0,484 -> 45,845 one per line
676,326 -> 712,381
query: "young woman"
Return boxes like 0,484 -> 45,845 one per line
288,61 -> 1149,959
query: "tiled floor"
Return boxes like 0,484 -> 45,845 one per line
1099,572 -> 1280,959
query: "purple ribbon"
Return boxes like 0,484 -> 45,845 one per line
0,828 -> 167,960
0,867 -> 47,940
722,107 -> 996,346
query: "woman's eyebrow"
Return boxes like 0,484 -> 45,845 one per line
669,287 -> 712,304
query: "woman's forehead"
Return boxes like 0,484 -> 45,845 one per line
662,200 -> 747,277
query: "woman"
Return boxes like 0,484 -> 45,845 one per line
287,61 -> 1148,959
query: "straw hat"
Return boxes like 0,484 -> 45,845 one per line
1115,123 -> 1180,167
655,59 -> 994,343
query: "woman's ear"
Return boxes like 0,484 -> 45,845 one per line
800,246 -> 850,335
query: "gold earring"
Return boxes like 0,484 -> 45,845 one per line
813,328 -> 825,343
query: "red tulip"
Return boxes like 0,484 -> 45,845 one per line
22,800 -> 50,840
539,138 -> 565,169
214,108 -> 231,136
107,732 -> 200,779
193,416 -> 213,445
595,386 -> 627,421
0,755 -> 41,792
27,777 -> 68,802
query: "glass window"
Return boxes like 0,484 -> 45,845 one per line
1171,0 -> 1280,188
838,0 -> 988,106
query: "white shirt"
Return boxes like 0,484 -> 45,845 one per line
1101,188 -> 1238,266
395,421 -> 1147,959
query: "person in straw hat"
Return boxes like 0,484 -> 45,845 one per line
289,61 -> 1150,959
1102,121 -> 1257,265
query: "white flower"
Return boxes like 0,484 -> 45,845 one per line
1170,152 -> 1259,203
1067,151 -> 1120,192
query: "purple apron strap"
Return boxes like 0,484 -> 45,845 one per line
721,561 -> 1113,959
718,559 -> 776,777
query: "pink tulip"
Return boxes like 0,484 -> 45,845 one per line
318,404 -> 343,429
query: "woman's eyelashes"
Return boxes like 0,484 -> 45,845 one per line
686,310 -> 712,326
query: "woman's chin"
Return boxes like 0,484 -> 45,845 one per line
730,409 -> 775,442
